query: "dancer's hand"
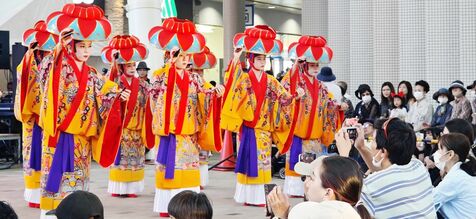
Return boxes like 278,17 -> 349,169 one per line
233,47 -> 243,61
214,85 -> 225,97
295,87 -> 305,99
267,186 -> 290,219
120,89 -> 131,102
60,28 -> 74,46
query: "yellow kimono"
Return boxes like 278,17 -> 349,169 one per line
221,62 -> 294,189
280,69 -> 338,196
109,75 -> 149,191
38,48 -> 122,211
14,51 -> 46,204
145,64 -> 218,213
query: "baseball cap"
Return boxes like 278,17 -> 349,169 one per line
46,191 -> 104,219
294,155 -> 328,177
288,201 -> 361,219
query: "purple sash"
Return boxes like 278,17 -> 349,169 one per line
156,134 -> 176,179
289,136 -> 303,171
114,146 -> 121,166
235,125 -> 258,177
45,132 -> 74,193
29,123 -> 43,171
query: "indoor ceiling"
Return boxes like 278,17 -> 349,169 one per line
208,0 -> 302,14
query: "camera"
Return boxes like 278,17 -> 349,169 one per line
346,127 -> 358,140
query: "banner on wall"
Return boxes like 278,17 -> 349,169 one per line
245,4 -> 254,26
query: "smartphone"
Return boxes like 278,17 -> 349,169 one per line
346,127 -> 358,140
299,153 -> 317,163
264,184 -> 277,217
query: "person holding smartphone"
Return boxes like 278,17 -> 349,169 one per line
280,35 -> 338,198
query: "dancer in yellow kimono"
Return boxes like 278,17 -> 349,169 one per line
101,35 -> 151,198
14,20 -> 58,208
38,3 -> 128,217
190,46 -> 220,189
221,25 -> 304,206
281,35 -> 338,197
146,18 -> 223,217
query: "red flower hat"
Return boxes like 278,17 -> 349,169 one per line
190,46 -> 217,69
148,17 -> 205,53
23,20 -> 59,51
233,25 -> 283,55
101,35 -> 148,64
288,35 -> 333,64
46,3 -> 112,41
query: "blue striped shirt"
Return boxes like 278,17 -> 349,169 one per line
361,159 -> 437,219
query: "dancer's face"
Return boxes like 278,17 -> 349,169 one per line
123,62 -> 136,77
307,63 -> 320,77
175,53 -> 190,69
253,55 -> 266,71
74,41 -> 92,62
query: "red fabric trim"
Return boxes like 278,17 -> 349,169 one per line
304,76 -> 319,139
173,71 -> 190,134
283,69 -> 301,150
243,70 -> 267,128
212,96 -> 222,151
144,98 -> 155,149
57,55 -> 89,131
164,65 -> 177,135
20,55 -> 31,113
121,76 -> 139,127
108,64 -> 119,81
98,98 -> 123,167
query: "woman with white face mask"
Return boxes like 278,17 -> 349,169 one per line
354,84 -> 380,124
466,80 -> 476,125
432,133 -> 476,219
406,80 -> 434,131
430,88 -> 454,130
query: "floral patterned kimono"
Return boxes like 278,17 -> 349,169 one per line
280,68 -> 338,196
145,64 -> 219,214
221,61 -> 294,205
14,51 -> 48,205
108,74 -> 149,195
38,48 -> 122,213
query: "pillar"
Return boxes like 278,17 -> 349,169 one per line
125,0 -> 163,73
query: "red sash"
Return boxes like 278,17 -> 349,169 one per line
121,76 -> 140,128
163,65 -> 176,135
173,71 -> 190,134
48,53 -> 90,147
283,68 -> 301,149
143,98 -> 155,149
243,70 -> 267,128
303,75 -> 319,139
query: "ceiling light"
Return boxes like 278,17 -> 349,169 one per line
268,6 -> 276,9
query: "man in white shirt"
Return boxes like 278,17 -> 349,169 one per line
317,67 -> 342,105
406,80 -> 434,131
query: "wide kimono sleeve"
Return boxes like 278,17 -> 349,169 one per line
91,72 -> 122,167
14,53 -> 34,122
192,77 -> 221,152
220,67 -> 254,133
142,65 -> 169,149
321,90 -> 338,147
271,76 -> 295,153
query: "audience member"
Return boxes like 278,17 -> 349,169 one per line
449,80 -> 473,122
433,133 -> 476,218
467,80 -> 476,125
379,82 -> 395,119
168,190 -> 213,219
318,67 -> 342,105
46,190 -> 104,219
267,156 -> 371,219
0,201 -> 18,219
389,92 -> 407,121
431,88 -> 454,131
288,201 -> 361,219
398,80 -> 416,107
354,84 -> 380,123
337,81 -> 355,119
406,80 -> 434,131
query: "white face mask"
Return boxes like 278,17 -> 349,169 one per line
362,95 -> 372,104
414,91 -> 424,100
372,150 -> 384,168
433,150 -> 449,170
438,96 -> 448,105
